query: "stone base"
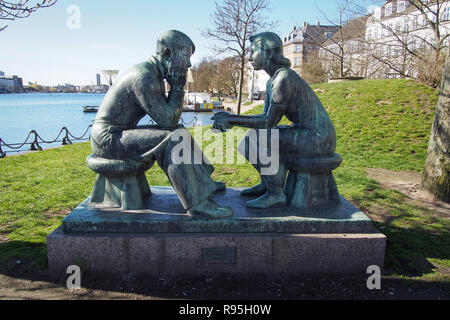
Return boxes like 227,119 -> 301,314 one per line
48,229 -> 386,277
47,187 -> 386,278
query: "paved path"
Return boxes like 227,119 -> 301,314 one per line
222,100 -> 264,114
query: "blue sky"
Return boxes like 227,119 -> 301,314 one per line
0,0 -> 371,86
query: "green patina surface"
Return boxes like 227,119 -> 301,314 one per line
62,187 -> 374,234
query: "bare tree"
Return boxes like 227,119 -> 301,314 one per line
302,51 -> 329,84
0,0 -> 57,32
366,30 -> 418,78
214,56 -> 241,99
366,0 -> 450,87
202,0 -> 275,114
313,0 -> 368,78
190,58 -> 218,95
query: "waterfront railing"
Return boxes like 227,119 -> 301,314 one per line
0,125 -> 92,158
0,116 -> 200,158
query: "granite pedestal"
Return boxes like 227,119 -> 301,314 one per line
47,187 -> 386,278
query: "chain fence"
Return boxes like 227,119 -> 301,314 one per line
0,116 -> 199,158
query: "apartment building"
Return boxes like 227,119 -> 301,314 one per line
245,64 -> 270,99
365,0 -> 450,78
312,1 -> 450,80
320,15 -> 369,78
0,74 -> 24,93
282,23 -> 339,76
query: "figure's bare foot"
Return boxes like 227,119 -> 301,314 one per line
188,198 -> 233,220
241,183 -> 266,197
214,181 -> 226,193
246,192 -> 287,209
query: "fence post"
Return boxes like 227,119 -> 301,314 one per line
0,139 -> 6,158
62,127 -> 72,145
30,130 -> 42,151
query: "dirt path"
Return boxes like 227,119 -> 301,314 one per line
366,168 -> 450,218
222,100 -> 264,114
0,270 -> 448,300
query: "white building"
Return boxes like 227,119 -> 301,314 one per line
185,92 -> 211,105
317,1 -> 450,80
246,64 -> 270,99
365,0 -> 450,78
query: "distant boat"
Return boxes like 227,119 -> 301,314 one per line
182,102 -> 219,113
83,106 -> 99,113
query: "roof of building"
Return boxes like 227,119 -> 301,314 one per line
370,0 -> 445,23
322,15 -> 370,47
283,23 -> 340,46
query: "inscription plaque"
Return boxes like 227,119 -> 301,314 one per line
202,247 -> 236,264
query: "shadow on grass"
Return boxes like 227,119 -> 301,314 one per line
349,185 -> 449,277
0,241 -> 47,272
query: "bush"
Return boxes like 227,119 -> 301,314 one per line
415,51 -> 446,88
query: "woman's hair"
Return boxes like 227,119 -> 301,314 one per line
249,32 -> 291,68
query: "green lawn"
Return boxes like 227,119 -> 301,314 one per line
0,79 -> 448,283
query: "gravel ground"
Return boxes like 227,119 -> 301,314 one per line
0,265 -> 449,300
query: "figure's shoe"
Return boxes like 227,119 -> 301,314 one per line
188,198 -> 233,220
241,183 -> 266,197
213,181 -> 226,193
246,192 -> 287,209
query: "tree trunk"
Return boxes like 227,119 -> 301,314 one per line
237,56 -> 246,115
422,52 -> 450,203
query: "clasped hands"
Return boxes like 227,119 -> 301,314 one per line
212,112 -> 234,132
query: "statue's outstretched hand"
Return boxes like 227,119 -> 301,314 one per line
212,112 -> 233,132
167,56 -> 187,90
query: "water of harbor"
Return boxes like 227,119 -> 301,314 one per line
0,93 -> 216,155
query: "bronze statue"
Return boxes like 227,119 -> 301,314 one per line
88,30 -> 233,219
213,32 -> 341,210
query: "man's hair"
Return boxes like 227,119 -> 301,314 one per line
157,30 -> 195,56
249,32 -> 291,68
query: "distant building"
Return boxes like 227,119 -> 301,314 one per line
185,92 -> 211,105
365,0 -> 450,79
320,15 -> 370,78
0,74 -> 24,93
0,71 -> 5,77
91,84 -> 109,93
96,73 -> 101,86
246,63 -> 270,100
56,83 -> 77,93
282,22 -> 339,76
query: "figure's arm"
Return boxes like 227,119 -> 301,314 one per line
221,103 -> 286,129
133,76 -> 183,129
213,74 -> 289,130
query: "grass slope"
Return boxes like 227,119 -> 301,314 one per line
0,79 -> 448,284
